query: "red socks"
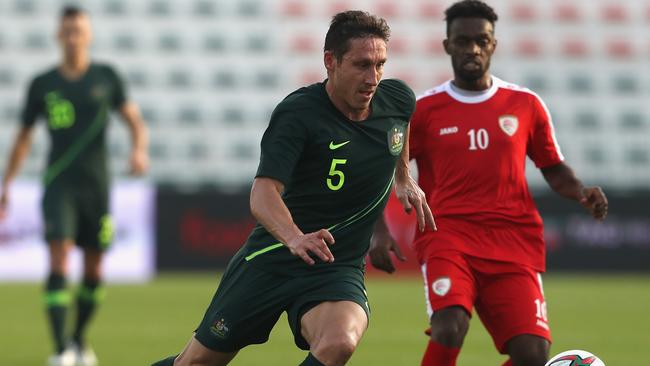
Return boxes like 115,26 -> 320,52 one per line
502,360 -> 513,366
421,340 -> 460,366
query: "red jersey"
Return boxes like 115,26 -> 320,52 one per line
410,76 -> 564,271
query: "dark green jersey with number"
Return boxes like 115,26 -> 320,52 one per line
243,79 -> 415,274
22,63 -> 127,189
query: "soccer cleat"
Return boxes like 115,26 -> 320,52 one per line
46,347 -> 76,366
71,343 -> 98,366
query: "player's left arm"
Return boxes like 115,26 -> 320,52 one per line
369,215 -> 405,273
118,101 -> 149,176
541,162 -> 608,221
394,124 -> 436,232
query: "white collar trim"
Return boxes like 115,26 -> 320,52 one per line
443,76 -> 501,104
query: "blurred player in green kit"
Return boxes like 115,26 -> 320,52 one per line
0,6 -> 148,366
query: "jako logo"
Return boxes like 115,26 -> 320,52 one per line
439,127 -> 459,135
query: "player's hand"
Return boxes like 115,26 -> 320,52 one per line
395,176 -> 436,232
286,229 -> 335,265
579,186 -> 608,221
0,189 -> 8,221
369,226 -> 405,274
129,148 -> 149,176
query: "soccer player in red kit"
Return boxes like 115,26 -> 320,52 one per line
369,1 -> 608,366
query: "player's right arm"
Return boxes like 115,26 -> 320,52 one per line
250,177 -> 335,266
1,76 -> 41,220
0,126 -> 35,220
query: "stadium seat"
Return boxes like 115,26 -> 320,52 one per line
193,0 -> 218,17
212,70 -> 238,89
177,106 -> 202,125
554,4 -> 582,23
158,33 -> 182,52
203,34 -> 228,53
574,111 -> 601,130
103,0 -> 127,16
290,35 -> 318,54
624,147 -> 649,165
113,34 -> 137,52
510,3 -> 538,22
515,38 -> 543,58
583,147 -> 606,165
126,68 -> 149,88
0,68 -> 15,87
221,106 -> 246,124
423,37 -> 445,55
168,69 -> 193,89
24,32 -> 49,50
254,70 -> 280,89
13,0 -> 37,15
328,1 -> 351,15
561,39 -> 589,58
374,1 -> 399,18
237,0 -> 264,18
148,0 -> 172,17
612,75 -> 638,94
619,112 -> 645,130
522,74 -> 549,93
418,2 -> 443,19
601,4 -> 628,23
389,37 -> 409,55
606,39 -> 634,59
246,34 -> 271,53
567,74 -> 594,93
282,0 -> 307,17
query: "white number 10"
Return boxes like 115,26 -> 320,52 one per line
468,128 -> 489,150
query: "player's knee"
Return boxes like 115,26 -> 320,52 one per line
312,333 -> 359,365
507,335 -> 549,366
429,307 -> 470,347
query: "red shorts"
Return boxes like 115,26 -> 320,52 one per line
421,251 -> 552,353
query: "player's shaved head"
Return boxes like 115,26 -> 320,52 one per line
445,0 -> 498,36
324,10 -> 390,62
57,5 -> 92,57
60,5 -> 86,20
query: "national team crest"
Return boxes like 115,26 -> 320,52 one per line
498,115 -> 518,137
432,277 -> 451,297
91,84 -> 108,101
387,124 -> 405,156
210,317 -> 230,338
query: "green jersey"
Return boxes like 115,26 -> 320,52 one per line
22,63 -> 127,189
243,79 -> 415,274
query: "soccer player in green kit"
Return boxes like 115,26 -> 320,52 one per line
152,10 -> 435,366
0,6 -> 149,366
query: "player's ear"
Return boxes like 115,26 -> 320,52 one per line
324,51 -> 336,73
443,39 -> 451,55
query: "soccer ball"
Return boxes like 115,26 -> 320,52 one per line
545,350 -> 605,366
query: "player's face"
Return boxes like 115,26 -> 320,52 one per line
58,14 -> 93,55
444,17 -> 496,86
325,37 -> 387,120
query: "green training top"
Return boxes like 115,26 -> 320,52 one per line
21,62 -> 127,189
243,78 -> 415,275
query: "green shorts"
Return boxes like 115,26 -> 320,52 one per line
42,184 -> 113,250
194,250 -> 370,352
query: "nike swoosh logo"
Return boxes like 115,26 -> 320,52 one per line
329,140 -> 350,150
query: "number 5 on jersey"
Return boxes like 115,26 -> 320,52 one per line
327,159 -> 347,191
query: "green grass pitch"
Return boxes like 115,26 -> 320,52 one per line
2,273 -> 649,365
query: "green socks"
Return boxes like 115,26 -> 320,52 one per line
72,278 -> 104,347
300,353 -> 325,366
45,273 -> 70,353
